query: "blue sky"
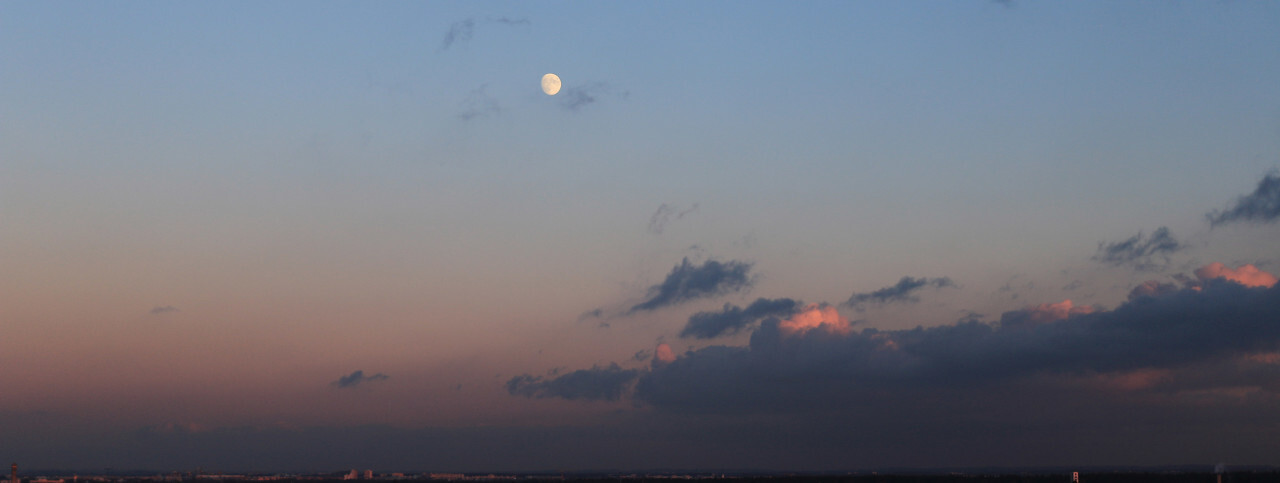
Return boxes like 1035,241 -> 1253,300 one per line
2,0 -> 1280,472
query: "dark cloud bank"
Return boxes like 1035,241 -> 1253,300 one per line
509,275 -> 1280,467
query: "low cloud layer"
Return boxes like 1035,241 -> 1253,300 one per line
1092,226 -> 1183,269
843,276 -> 956,310
1208,173 -> 1280,226
680,298 -> 801,339
331,370 -> 389,388
520,263 -> 1280,425
629,258 -> 754,313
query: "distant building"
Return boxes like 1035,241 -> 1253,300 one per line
363,471 -> 373,480
11,463 -> 18,483
343,471 -> 358,481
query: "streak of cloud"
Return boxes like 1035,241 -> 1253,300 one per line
1092,226 -> 1183,270
440,16 -> 530,51
557,82 -> 627,111
149,305 -> 179,315
843,276 -> 956,310
506,363 -> 639,401
331,370 -> 389,388
456,84 -> 501,121
1208,173 -> 1280,227
647,203 -> 699,235
629,258 -> 754,313
681,298 -> 800,339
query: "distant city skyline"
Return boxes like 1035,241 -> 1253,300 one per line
2,0 -> 1280,472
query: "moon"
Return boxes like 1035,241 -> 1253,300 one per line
541,73 -> 561,96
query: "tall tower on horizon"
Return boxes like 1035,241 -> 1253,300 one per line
11,462 -> 18,483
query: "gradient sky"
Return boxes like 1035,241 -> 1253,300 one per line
3,0 -> 1280,473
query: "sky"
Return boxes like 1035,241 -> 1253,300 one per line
3,0 -> 1280,473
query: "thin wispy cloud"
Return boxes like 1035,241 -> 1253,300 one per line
506,363 -> 639,401
457,84 -> 502,121
1208,173 -> 1280,227
149,305 -> 179,315
1092,226 -> 1183,270
647,203 -> 699,235
628,258 -> 754,313
440,16 -> 530,51
331,370 -> 389,388
843,276 -> 956,310
557,82 -> 627,112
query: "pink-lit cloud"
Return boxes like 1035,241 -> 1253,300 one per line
1024,299 -> 1095,322
1194,262 -> 1278,288
1000,299 -> 1096,330
653,343 -> 676,365
777,303 -> 852,337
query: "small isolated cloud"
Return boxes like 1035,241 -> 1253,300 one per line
331,370 -> 390,388
647,203 -> 699,235
843,276 -> 956,310
1207,173 -> 1280,227
680,297 -> 800,339
629,258 -> 754,313
1092,226 -> 1183,269
149,305 -> 179,315
557,82 -> 627,112
440,16 -> 530,51
457,84 -> 501,121
506,363 -> 639,401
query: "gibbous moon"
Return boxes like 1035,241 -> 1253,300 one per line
541,73 -> 561,96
